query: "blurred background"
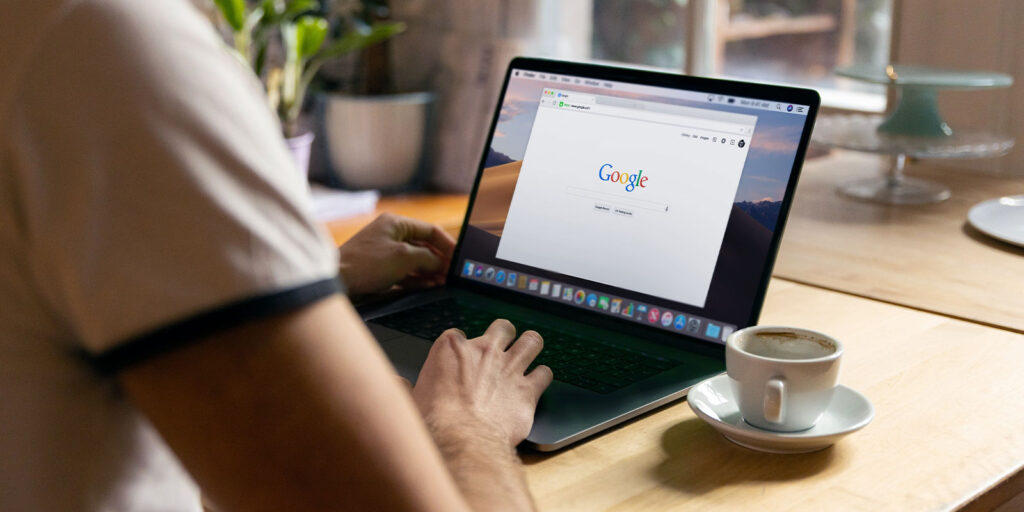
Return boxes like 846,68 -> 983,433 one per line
199,0 -> 1022,193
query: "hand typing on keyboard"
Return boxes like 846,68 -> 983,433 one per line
375,298 -> 680,394
412,319 -> 553,457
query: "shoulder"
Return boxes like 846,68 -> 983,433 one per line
51,0 -> 226,70
2,0 -> 239,113
22,0 -> 229,78
58,0 -> 214,36
7,0 -> 262,139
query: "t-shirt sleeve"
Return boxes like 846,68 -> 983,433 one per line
7,0 -> 341,369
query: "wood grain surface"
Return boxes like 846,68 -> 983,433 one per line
523,278 -> 1024,511
774,151 -> 1024,333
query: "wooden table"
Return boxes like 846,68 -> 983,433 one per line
774,151 -> 1024,333
523,279 -> 1024,511
326,177 -> 1024,510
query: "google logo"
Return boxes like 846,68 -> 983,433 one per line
598,163 -> 648,192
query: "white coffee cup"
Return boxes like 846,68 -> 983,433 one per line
726,325 -> 842,432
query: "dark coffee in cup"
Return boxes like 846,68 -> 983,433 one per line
741,330 -> 837,360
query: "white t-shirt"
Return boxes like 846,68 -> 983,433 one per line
0,0 -> 341,509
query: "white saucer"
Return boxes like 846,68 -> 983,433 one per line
687,374 -> 874,454
968,195 -> 1024,248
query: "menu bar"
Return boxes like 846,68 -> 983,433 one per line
512,68 -> 808,116
514,68 -> 709,104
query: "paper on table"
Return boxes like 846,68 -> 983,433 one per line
309,184 -> 379,222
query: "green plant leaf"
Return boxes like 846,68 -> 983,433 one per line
254,43 -> 269,77
283,0 -> 320,22
259,0 -> 284,24
296,16 -> 328,58
319,21 -> 406,60
279,22 -> 300,118
300,21 -> 405,96
212,0 -> 246,31
243,6 -> 266,34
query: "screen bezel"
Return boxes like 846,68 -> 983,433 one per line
445,56 -> 820,345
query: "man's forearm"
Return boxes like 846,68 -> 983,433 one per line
428,419 -> 537,512
120,297 -> 473,512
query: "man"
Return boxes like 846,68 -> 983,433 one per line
0,0 -> 551,510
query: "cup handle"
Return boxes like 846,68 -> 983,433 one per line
764,378 -> 786,425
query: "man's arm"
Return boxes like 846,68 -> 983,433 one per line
119,294 -> 548,511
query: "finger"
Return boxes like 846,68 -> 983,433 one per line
408,241 -> 449,277
396,217 -> 457,260
427,327 -> 466,358
477,319 -> 516,350
525,364 -> 554,400
506,330 -> 544,373
401,244 -> 444,274
439,327 -> 466,340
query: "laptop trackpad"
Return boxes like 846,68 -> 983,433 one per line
375,331 -> 432,383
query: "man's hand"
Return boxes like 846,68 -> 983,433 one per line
412,320 -> 553,512
413,320 -> 553,446
338,213 -> 456,297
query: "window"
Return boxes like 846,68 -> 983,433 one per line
591,0 -> 688,70
587,0 -> 894,111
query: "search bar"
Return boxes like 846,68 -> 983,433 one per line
556,101 -> 752,136
566,186 -> 669,213
596,95 -> 756,127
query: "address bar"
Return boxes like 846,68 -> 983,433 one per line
553,99 -> 754,136
599,103 -> 751,135
565,186 -> 669,213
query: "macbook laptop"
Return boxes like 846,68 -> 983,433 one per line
359,57 -> 820,451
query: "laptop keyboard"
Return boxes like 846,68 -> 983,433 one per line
371,298 -> 679,394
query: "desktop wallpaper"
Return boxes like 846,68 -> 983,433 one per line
458,73 -> 811,326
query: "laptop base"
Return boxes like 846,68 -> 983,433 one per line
363,287 -> 724,451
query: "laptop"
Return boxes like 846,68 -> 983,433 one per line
359,57 -> 820,451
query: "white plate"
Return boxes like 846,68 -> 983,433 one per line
687,374 -> 874,454
968,196 -> 1024,248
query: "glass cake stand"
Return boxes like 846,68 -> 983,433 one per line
812,65 -> 1014,205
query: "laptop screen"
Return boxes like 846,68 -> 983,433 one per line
452,60 -> 816,345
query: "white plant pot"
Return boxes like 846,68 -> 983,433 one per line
285,131 -> 315,180
324,92 -> 434,190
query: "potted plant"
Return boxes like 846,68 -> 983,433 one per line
315,0 -> 436,191
211,0 -> 404,176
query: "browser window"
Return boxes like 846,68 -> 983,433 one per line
454,66 -> 813,341
496,89 -> 757,307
